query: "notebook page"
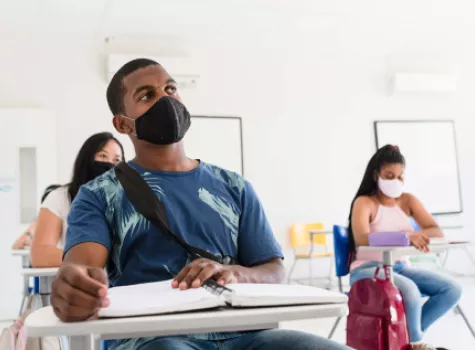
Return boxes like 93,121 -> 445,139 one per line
430,238 -> 469,245
430,238 -> 447,245
226,283 -> 347,307
99,279 -> 225,318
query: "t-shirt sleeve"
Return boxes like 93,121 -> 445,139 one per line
63,186 -> 112,256
237,181 -> 284,266
40,188 -> 69,222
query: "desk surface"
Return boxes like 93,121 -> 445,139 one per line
359,242 -> 471,254
26,303 -> 347,340
21,267 -> 58,277
12,249 -> 30,257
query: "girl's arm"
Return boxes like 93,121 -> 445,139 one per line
30,208 -> 63,267
405,193 -> 443,238
351,196 -> 374,245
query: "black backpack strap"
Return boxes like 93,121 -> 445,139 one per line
115,162 -> 224,263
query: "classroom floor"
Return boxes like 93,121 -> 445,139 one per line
281,279 -> 475,350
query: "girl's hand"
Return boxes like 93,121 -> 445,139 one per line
12,233 -> 31,250
408,231 -> 430,252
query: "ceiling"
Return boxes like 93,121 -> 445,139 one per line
0,0 -> 471,35
0,0 -> 472,57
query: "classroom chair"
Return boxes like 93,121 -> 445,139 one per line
327,225 -> 350,339
287,222 -> 333,287
327,225 -> 475,340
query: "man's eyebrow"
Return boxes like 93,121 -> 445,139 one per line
132,85 -> 155,98
166,78 -> 177,85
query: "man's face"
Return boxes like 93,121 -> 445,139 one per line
114,64 -> 181,136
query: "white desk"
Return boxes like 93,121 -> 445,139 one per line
26,303 -> 348,350
21,267 -> 58,311
21,268 -> 59,278
358,242 -> 471,282
12,249 -> 30,258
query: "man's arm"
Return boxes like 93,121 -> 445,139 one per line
63,242 -> 108,266
232,257 -> 285,284
51,187 -> 112,322
173,257 -> 284,289
173,180 -> 284,290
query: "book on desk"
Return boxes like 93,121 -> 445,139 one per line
99,279 -> 347,318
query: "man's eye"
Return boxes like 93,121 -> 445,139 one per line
165,85 -> 177,95
139,92 -> 152,101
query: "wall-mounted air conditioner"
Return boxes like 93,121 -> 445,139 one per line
106,54 -> 200,89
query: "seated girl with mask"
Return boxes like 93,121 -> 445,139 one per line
348,145 -> 461,350
30,132 -> 124,267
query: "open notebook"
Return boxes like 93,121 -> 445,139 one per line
99,279 -> 347,318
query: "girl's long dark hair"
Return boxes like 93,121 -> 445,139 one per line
348,145 -> 405,259
41,184 -> 62,203
67,132 -> 125,202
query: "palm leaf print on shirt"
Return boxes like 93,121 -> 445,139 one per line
198,188 -> 239,247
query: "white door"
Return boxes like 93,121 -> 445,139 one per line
0,109 -> 57,320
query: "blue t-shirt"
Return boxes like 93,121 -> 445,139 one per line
64,161 -> 283,350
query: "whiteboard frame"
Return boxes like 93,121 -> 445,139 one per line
192,116 -> 244,176
373,120 -> 463,215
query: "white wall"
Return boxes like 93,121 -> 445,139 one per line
1,1 -> 475,277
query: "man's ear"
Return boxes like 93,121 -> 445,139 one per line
113,115 -> 133,135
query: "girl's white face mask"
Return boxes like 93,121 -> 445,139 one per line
378,177 -> 404,198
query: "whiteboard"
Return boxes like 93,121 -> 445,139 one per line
374,121 -> 462,214
185,116 -> 244,175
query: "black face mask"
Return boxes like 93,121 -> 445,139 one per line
90,161 -> 115,179
124,96 -> 191,145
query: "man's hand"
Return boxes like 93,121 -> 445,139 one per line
51,264 -> 109,322
409,231 -> 430,252
172,258 -> 238,290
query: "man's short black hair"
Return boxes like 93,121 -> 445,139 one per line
106,58 -> 160,115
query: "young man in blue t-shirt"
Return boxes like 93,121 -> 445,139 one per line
51,58 -> 350,350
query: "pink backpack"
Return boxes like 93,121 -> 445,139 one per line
347,266 -> 410,350
0,296 -> 61,350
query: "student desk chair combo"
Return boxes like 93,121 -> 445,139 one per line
25,295 -> 348,350
12,249 -> 58,313
328,225 -> 475,340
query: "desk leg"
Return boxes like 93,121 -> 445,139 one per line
19,275 -> 30,315
382,251 -> 394,283
463,247 -> 475,267
70,335 -> 98,350
19,255 -> 30,315
309,258 -> 314,286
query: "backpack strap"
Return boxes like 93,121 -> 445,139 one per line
115,162 -> 233,264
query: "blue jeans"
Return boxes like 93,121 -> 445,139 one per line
350,261 -> 462,342
135,330 -> 352,350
